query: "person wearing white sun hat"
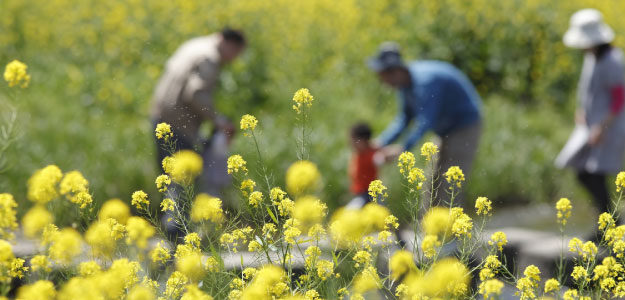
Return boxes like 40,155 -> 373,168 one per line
557,8 -> 625,239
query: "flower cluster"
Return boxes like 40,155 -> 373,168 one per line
444,166 -> 465,188
292,88 -> 314,114
162,150 -> 203,185
4,60 -> 30,88
420,142 -> 439,161
285,160 -> 321,196
556,197 -> 572,226
154,122 -> 173,141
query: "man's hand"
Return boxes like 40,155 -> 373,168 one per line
588,125 -> 604,146
575,109 -> 586,126
380,144 -> 404,163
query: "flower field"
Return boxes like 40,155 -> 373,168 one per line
4,0 -> 625,299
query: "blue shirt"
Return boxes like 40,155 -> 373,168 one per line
377,60 -> 482,150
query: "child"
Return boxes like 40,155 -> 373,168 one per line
346,122 -> 384,209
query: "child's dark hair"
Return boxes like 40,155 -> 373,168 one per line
221,28 -> 246,46
351,122 -> 372,140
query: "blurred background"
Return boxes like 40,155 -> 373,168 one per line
1,0 -> 624,225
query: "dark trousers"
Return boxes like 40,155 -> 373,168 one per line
577,171 -> 611,215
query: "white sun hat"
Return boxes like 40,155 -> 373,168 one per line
564,8 -> 614,49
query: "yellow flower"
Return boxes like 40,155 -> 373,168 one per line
0,194 -> 18,240
544,278 -> 560,293
479,279 -> 504,300
516,265 -> 541,300
292,88 -> 314,114
240,114 -> 258,133
40,224 -> 59,247
164,150 -> 203,185
127,284 -> 156,300
48,228 -> 82,264
29,255 -> 50,273
291,195 -> 327,231
27,165 -> 63,205
484,255 -> 501,270
404,258 -> 470,298
444,166 -> 465,188
353,250 -> 371,268
181,284 -> 213,300
353,266 -> 381,294
556,198 -> 572,226
571,266 -> 588,281
598,212 -> 614,230
125,217 -> 155,249
190,193 -> 224,223
397,151 -> 416,175
489,231 -> 508,251
99,198 -> 130,224
4,60 -> 30,88
150,240 -> 171,264
155,122 -> 173,140
205,256 -> 219,272
155,174 -> 171,192
367,179 -> 387,202
16,280 -> 56,300
227,154 -> 247,174
285,160 -> 321,196
475,196 -> 492,216
389,250 -> 416,280
406,167 -> 426,190
385,215 -> 399,230
166,272 -> 189,299
59,170 -> 92,208
568,237 -> 583,255
451,209 -> 473,238
423,206 -> 453,237
78,261 -> 101,277
316,259 -> 334,280
85,219 -> 119,258
262,223 -> 277,239
420,142 -> 439,161
240,265 -> 287,298
581,241 -> 597,261
176,252 -> 205,282
563,289 -> 578,300
248,191 -> 264,208
269,187 -> 287,203
248,240 -> 262,252
240,179 -> 256,197
131,190 -> 150,211
616,171 -> 625,192
283,219 -> 302,245
161,198 -> 175,212
9,257 -> 28,279
422,235 -> 440,258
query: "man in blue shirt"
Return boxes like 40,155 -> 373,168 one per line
369,42 -> 483,205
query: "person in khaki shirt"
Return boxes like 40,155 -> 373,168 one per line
151,29 -> 245,242
151,28 -> 245,152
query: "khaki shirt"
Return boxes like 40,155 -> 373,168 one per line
151,34 -> 223,144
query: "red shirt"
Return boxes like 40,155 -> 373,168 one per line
349,147 -> 378,195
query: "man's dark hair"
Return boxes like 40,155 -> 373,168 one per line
221,28 -> 246,46
351,122 -> 372,140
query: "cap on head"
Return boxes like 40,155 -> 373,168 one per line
367,42 -> 405,72
563,8 -> 614,49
